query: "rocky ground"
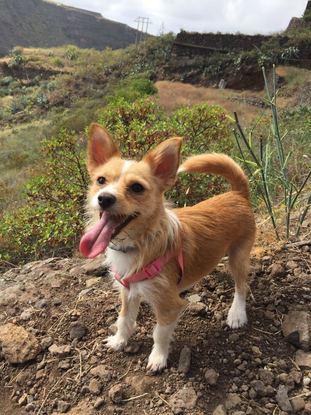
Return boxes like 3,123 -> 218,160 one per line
0,243 -> 310,415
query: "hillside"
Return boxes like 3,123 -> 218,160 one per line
0,0 -> 140,56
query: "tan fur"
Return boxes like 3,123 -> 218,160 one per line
85,123 -> 256,371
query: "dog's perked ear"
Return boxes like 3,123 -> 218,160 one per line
87,123 -> 120,173
144,137 -> 182,189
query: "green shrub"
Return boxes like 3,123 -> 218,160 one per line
107,76 -> 157,102
65,45 -> 80,61
0,130 -> 88,264
8,47 -> 25,68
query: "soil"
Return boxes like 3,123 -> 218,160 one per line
0,242 -> 310,415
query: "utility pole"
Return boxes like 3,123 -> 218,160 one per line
135,16 -> 151,46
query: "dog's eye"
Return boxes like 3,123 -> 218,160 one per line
130,182 -> 144,193
97,176 -> 106,185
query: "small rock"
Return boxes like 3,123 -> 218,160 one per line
18,393 -> 28,406
85,277 -> 101,288
108,383 -> 125,404
94,398 -> 105,410
291,396 -> 305,412
88,378 -> 102,395
0,323 -> 41,364
282,311 -> 310,351
90,365 -> 111,380
269,263 -> 285,277
58,360 -> 71,370
276,385 -> 292,412
48,344 -> 71,357
250,380 -> 266,397
125,375 -> 155,394
69,322 -> 87,340
287,260 -> 297,270
205,368 -> 219,385
224,393 -> 241,410
57,400 -> 70,413
20,309 -> 33,321
53,297 -> 62,306
258,369 -> 274,385
251,346 -> 262,356
178,346 -> 191,374
36,299 -> 48,308
295,350 -> 311,368
188,294 -> 201,303
188,302 -> 206,315
40,336 -> 53,350
169,386 -> 198,412
36,369 -> 45,380
229,333 -> 240,342
124,342 -> 141,354
213,404 -> 227,415
25,403 -> 35,412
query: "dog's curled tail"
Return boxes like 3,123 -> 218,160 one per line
178,153 -> 249,198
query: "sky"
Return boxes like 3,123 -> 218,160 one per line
56,0 -> 308,35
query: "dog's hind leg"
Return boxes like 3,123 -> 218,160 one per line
227,240 -> 253,329
105,287 -> 141,350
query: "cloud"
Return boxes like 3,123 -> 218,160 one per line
58,0 -> 308,35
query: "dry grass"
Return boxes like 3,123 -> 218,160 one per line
154,76 -> 299,126
154,80 -> 266,124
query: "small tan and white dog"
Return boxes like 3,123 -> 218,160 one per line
80,123 -> 256,372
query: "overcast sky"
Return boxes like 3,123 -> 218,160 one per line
57,0 -> 308,35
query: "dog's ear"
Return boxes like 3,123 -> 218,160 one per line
87,123 -> 119,173
144,137 -> 182,189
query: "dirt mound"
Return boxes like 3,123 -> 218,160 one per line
0,244 -> 310,414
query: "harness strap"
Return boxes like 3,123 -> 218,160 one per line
113,248 -> 184,289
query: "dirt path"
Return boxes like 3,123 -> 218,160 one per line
0,241 -> 310,414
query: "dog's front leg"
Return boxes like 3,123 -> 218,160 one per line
147,292 -> 186,372
105,288 -> 140,351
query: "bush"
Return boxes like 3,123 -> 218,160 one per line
0,130 -> 88,264
0,99 -> 233,264
107,76 -> 157,102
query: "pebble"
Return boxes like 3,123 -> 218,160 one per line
213,404 -> 227,415
94,397 -> 105,409
224,393 -> 241,410
295,350 -> 311,368
291,396 -> 305,412
108,383 -> 125,403
88,378 -> 102,395
275,385 -> 292,412
57,400 -> 70,413
69,322 -> 87,340
205,368 -> 219,385
0,323 -> 41,364
178,345 -> 191,374
48,344 -> 71,357
169,386 -> 198,412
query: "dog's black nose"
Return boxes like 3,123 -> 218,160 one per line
98,193 -> 116,209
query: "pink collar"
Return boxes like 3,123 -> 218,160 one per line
113,248 -> 184,289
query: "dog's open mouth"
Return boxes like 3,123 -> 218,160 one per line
79,211 -> 138,259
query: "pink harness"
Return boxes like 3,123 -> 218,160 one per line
113,249 -> 184,289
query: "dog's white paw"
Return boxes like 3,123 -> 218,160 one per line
227,305 -> 247,329
147,349 -> 168,372
104,335 -> 127,351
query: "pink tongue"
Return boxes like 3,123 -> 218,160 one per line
79,212 -> 116,259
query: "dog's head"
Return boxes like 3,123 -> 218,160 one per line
79,123 -> 182,258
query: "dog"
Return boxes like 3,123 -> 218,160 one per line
80,123 -> 256,372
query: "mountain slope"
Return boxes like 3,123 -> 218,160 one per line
0,0 -> 140,55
